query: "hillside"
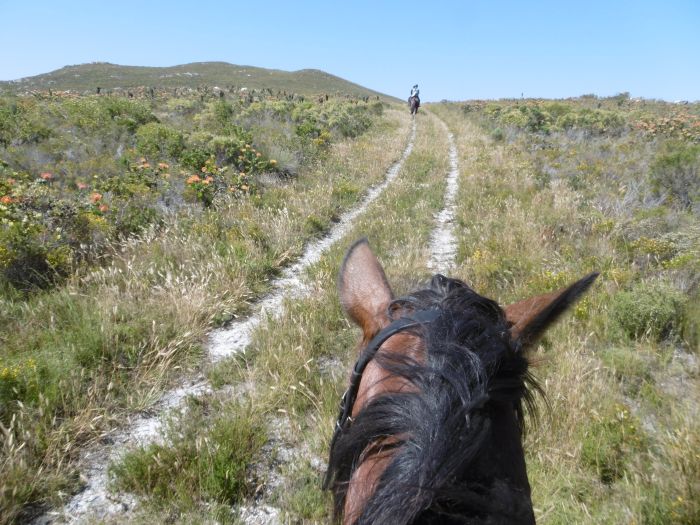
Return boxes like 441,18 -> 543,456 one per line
0,61 -> 394,100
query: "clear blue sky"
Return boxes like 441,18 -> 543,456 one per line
1,0 -> 698,101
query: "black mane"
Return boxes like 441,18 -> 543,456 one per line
326,275 -> 539,524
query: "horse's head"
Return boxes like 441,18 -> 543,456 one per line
326,239 -> 597,524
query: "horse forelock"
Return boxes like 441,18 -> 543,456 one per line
327,275 -> 538,524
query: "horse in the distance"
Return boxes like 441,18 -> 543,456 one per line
409,95 -> 420,116
324,239 -> 597,524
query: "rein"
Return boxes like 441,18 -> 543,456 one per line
325,308 -> 441,481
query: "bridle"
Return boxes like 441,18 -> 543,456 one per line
326,308 -> 441,469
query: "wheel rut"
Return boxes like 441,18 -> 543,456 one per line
428,120 -> 460,273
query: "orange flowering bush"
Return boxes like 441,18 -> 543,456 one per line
0,167 -> 112,289
184,156 -> 239,206
634,112 -> 700,143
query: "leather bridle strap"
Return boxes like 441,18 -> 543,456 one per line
328,308 -> 441,455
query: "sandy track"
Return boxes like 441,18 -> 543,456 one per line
428,122 -> 460,273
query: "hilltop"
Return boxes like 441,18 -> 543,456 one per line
0,61 -> 394,100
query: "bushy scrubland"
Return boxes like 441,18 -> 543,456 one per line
0,89 -> 390,522
432,95 -> 699,524
0,93 -> 378,292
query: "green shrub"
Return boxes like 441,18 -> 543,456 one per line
295,119 -> 322,139
555,108 -> 625,134
64,96 -> 155,132
112,199 -> 160,237
180,146 -> 211,172
327,106 -> 372,138
580,404 -> 643,484
0,98 -> 52,146
136,122 -> 185,159
612,280 -> 687,340
304,214 -> 327,235
110,400 -> 265,507
649,141 -> 700,209
491,127 -> 505,142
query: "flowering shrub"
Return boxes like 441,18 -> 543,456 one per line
0,168 -> 112,289
634,113 -> 700,143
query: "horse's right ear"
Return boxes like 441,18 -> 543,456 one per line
504,272 -> 598,348
338,238 -> 394,342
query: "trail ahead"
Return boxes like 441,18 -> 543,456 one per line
45,121 -> 417,524
428,124 -> 460,274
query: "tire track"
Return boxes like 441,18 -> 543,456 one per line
428,120 -> 460,273
43,121 -> 416,524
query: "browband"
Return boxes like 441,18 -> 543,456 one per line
326,308 -> 441,469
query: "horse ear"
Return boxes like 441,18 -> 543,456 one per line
504,272 -> 598,347
338,238 -> 394,341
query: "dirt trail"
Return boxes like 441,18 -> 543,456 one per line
40,121 -> 417,524
428,122 -> 460,273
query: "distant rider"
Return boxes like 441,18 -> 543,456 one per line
409,84 -> 420,106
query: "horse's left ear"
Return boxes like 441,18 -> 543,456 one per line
504,272 -> 598,348
338,238 -> 394,343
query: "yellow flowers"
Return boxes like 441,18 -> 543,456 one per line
0,364 -> 19,380
0,357 -> 37,382
630,237 -> 675,258
574,297 -> 591,320
471,249 -> 485,261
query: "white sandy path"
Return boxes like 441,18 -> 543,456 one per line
41,122 -> 416,524
428,123 -> 460,274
